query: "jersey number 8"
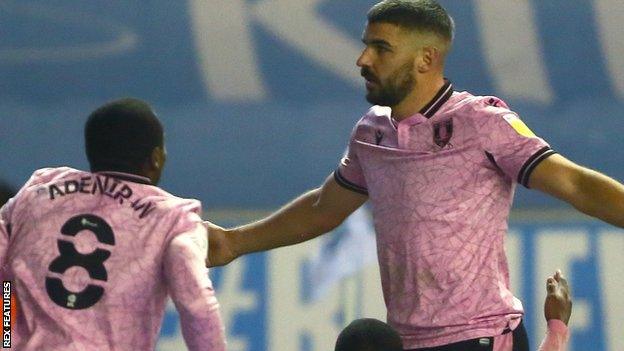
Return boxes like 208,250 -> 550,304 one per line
45,214 -> 115,310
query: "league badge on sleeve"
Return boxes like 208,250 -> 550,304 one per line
503,114 -> 536,138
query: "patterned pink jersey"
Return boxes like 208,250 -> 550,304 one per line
0,167 -> 225,351
335,81 -> 555,348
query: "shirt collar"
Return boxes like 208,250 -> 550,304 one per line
419,79 -> 454,118
95,171 -> 152,185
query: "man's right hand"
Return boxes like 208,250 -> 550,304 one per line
544,270 -> 572,325
205,221 -> 238,267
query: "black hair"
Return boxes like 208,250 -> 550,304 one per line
0,181 -> 16,207
85,98 -> 163,174
335,318 -> 403,351
368,0 -> 454,43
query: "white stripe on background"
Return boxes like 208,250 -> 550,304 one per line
598,230 -> 624,351
474,0 -> 553,104
505,230 -> 523,303
189,0 -> 268,101
594,0 -> 624,99
252,0 -> 362,87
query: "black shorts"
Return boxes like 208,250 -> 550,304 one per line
404,320 -> 529,351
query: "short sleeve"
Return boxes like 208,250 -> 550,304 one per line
334,125 -> 368,195
164,219 -> 226,351
167,199 -> 204,236
477,100 -> 556,187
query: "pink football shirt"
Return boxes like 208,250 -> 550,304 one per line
335,81 -> 555,348
0,167 -> 225,350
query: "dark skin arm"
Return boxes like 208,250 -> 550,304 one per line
529,154 -> 624,228
207,174 -> 368,266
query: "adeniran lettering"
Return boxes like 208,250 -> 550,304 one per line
46,175 -> 155,219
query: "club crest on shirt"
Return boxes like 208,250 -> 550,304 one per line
375,130 -> 384,145
433,119 -> 453,149
487,97 -> 502,107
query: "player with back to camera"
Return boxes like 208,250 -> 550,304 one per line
0,98 -> 226,350
208,0 -> 624,350
335,318 -> 404,351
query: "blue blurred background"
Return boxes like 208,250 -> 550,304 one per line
2,1 -> 624,350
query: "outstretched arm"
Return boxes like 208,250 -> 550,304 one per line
208,174 -> 368,266
529,154 -> 624,227
538,270 -> 572,351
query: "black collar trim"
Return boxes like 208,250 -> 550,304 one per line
96,171 -> 152,185
420,80 -> 453,118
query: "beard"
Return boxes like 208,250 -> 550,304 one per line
363,61 -> 415,107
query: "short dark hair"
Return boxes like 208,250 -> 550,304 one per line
368,0 -> 454,42
335,318 -> 403,351
0,181 -> 16,207
85,98 -> 163,173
